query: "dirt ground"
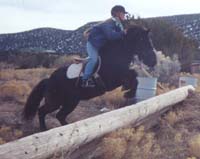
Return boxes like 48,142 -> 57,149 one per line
0,69 -> 200,159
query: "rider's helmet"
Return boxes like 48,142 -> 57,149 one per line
111,5 -> 127,17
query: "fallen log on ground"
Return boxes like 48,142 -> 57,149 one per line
0,85 -> 195,159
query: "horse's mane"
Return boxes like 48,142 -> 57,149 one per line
126,24 -> 148,32
123,18 -> 149,32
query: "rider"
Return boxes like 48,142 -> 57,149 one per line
81,5 -> 128,88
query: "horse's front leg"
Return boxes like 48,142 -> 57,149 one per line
124,77 -> 138,98
56,99 -> 79,126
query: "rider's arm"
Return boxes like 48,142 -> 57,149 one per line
101,23 -> 125,40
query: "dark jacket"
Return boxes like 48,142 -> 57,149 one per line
88,19 -> 125,50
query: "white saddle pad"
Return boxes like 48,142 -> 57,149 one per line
66,63 -> 83,79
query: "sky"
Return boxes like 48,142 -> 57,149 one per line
1,0 -> 200,34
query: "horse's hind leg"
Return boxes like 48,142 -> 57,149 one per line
56,99 -> 79,126
38,104 -> 59,131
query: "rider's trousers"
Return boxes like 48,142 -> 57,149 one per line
82,41 -> 98,80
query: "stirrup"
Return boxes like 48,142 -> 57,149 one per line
81,78 -> 95,88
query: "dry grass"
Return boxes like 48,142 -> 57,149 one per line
0,125 -> 23,144
156,82 -> 176,95
188,134 -> 200,158
91,87 -> 127,109
187,157 -> 197,159
0,137 -> 6,145
1,67 -> 200,159
0,68 -> 54,81
96,126 -> 162,159
0,62 -> 15,69
164,111 -> 179,125
100,137 -> 127,159
0,68 -> 55,103
0,80 -> 31,103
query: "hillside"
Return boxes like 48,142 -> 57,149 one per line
0,28 -> 72,53
0,23 -> 95,54
159,13 -> 200,47
0,13 -> 199,54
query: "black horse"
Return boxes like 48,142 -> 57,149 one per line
23,25 -> 157,131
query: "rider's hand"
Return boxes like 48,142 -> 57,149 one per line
83,29 -> 91,40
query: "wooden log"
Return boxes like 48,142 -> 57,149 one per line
0,85 -> 195,159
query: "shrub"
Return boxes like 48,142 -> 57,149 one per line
0,52 -> 83,69
152,51 -> 181,84
15,53 -> 56,68
0,62 -> 15,69
130,18 -> 199,71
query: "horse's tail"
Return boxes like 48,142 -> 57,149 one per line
23,78 -> 48,120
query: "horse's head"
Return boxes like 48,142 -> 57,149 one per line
125,26 -> 157,68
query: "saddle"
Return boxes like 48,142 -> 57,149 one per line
66,56 -> 101,79
66,56 -> 106,88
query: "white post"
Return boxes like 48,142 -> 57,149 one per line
0,85 -> 195,159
